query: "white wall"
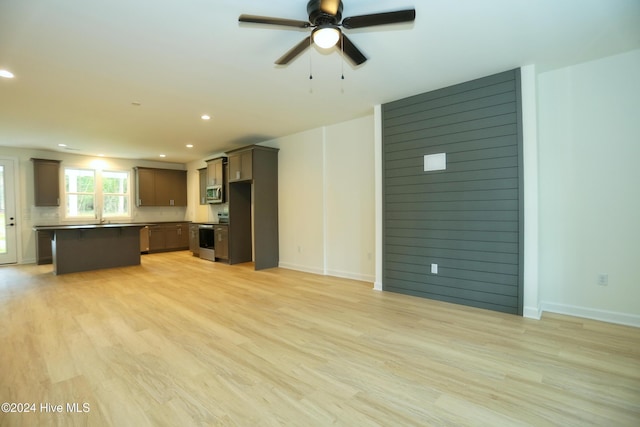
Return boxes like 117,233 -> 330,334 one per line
537,49 -> 640,326
267,115 -> 375,281
0,147 -> 188,264
521,64 -> 541,319
270,128 -> 326,274
325,116 -> 375,281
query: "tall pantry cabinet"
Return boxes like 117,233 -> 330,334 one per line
226,145 -> 279,270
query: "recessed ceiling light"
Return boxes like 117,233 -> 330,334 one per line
58,143 -> 67,147
0,69 -> 15,79
186,144 -> 194,148
159,154 -> 166,158
201,115 -> 210,120
98,154 -> 105,157
131,101 -> 141,106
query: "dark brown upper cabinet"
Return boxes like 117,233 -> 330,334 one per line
198,168 -> 207,205
135,167 -> 187,207
228,149 -> 253,183
31,158 -> 61,206
206,157 -> 225,186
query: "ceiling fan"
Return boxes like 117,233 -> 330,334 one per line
239,0 -> 416,66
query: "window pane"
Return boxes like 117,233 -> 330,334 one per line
103,195 -> 129,217
103,171 -> 128,194
66,194 -> 95,217
65,169 -> 95,192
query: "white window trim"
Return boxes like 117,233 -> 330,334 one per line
101,169 -> 131,220
63,167 -> 96,221
63,167 -> 132,222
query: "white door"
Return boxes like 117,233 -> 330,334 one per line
0,159 -> 18,264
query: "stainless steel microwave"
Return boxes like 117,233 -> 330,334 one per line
206,185 -> 223,204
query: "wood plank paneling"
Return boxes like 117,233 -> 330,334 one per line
382,69 -> 524,314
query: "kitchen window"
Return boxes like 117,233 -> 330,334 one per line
102,171 -> 129,218
64,168 -> 130,220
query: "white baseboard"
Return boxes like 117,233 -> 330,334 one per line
541,302 -> 640,328
325,269 -> 374,283
278,263 -> 374,283
373,281 -> 383,291
523,305 -> 542,320
278,262 -> 324,276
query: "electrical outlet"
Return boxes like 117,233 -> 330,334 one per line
597,273 -> 609,286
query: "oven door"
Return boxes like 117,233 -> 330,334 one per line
198,225 -> 216,261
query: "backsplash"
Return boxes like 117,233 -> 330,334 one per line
30,205 -> 188,226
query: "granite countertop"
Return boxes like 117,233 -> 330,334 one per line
33,223 -> 152,231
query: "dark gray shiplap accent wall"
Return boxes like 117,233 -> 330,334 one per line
382,69 -> 524,315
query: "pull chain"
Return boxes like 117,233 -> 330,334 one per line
309,36 -> 314,93
340,33 -> 345,93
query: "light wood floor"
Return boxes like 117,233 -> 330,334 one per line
1,252 -> 639,426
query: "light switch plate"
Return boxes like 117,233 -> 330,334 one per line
424,153 -> 446,172
431,263 -> 438,274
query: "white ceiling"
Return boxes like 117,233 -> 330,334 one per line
1,0 -> 639,163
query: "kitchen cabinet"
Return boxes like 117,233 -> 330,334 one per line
206,157 -> 226,186
148,225 -> 164,251
227,145 -> 279,270
148,222 -> 190,252
135,167 -> 187,207
31,158 -> 61,206
136,168 -> 156,206
228,150 -> 252,183
214,224 -> 229,261
36,230 -> 54,264
189,223 -> 199,255
155,169 -> 187,206
198,168 -> 207,205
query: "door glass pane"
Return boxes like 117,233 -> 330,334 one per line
0,166 -> 6,254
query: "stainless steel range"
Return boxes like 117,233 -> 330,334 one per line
198,224 -> 216,261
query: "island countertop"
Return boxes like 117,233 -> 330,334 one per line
33,223 -> 150,231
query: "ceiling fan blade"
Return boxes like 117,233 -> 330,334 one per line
341,9 -> 416,29
275,36 -> 313,65
239,14 -> 310,29
339,34 -> 367,66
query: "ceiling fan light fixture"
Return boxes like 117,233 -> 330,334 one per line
312,26 -> 340,49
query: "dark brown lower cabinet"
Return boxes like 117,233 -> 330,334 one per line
36,231 -> 54,265
214,224 -> 229,261
189,224 -> 200,255
148,223 -> 190,253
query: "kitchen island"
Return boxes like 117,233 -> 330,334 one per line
33,224 -> 147,275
